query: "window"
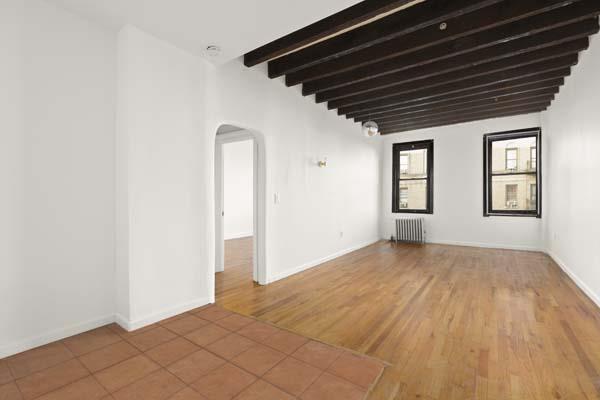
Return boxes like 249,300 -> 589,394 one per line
530,183 -> 537,209
400,154 -> 409,175
505,148 -> 518,171
399,187 -> 408,208
505,184 -> 518,208
392,140 -> 433,214
483,128 -> 541,217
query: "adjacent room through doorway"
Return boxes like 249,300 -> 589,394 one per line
214,125 -> 266,301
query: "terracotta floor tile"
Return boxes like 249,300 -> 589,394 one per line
292,341 -> 342,370
94,355 -> 159,393
112,369 -> 185,400
6,342 -> 73,379
158,313 -> 188,325
263,330 -> 309,355
231,345 -> 285,376
127,327 -> 177,352
162,316 -> 210,336
146,338 -> 200,367
236,322 -> 280,343
300,372 -> 365,400
263,357 -> 321,397
191,363 -> 256,400
233,380 -> 294,400
205,334 -> 255,360
0,382 -> 22,400
35,376 -> 107,400
184,325 -> 230,347
0,361 -> 14,385
214,314 -> 254,332
62,327 -> 122,356
107,323 -> 158,339
15,359 -> 89,400
79,341 -> 140,372
192,306 -> 232,322
327,352 -> 383,389
166,350 -> 226,384
168,387 -> 207,400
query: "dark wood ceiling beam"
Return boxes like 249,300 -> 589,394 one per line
380,109 -> 542,134
267,0 -> 505,78
300,17 -> 598,92
316,39 -> 587,103
370,94 -> 556,125
243,0 -> 418,67
337,67 -> 570,115
379,105 -> 548,134
328,54 -> 576,109
287,0 -> 598,86
377,99 -> 552,128
346,79 -> 563,119
355,88 -> 559,122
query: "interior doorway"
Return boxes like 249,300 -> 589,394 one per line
214,125 -> 267,292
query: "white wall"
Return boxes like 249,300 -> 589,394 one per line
380,113 -> 544,251
205,61 -> 381,285
115,26 -> 210,329
542,36 -> 600,306
0,0 -> 116,357
223,140 -> 254,240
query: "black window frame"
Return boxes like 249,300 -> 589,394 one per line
483,127 -> 541,218
392,140 -> 434,214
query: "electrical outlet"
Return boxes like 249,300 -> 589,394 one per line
339,231 -> 344,238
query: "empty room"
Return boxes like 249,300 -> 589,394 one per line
2,1 -> 600,399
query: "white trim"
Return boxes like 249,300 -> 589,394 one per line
0,314 -> 115,358
117,297 -> 211,331
427,239 -> 542,252
224,232 -> 253,240
547,250 -> 600,309
267,238 -> 381,284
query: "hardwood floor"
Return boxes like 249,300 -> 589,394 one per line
216,239 -> 600,400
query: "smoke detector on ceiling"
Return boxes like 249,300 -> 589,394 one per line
206,45 -> 221,57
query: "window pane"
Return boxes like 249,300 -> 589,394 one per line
398,149 -> 427,179
491,175 -> 537,211
397,180 -> 428,210
491,136 -> 537,173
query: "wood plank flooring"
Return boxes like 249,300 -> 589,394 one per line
216,239 -> 600,400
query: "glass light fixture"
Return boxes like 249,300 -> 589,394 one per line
362,120 -> 379,137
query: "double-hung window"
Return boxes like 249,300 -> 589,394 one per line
392,140 -> 433,214
483,128 -> 541,217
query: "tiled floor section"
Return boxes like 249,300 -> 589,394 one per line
0,305 -> 385,400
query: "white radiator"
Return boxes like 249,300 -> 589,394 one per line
394,217 -> 425,244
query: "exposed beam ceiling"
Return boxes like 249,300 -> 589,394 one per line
243,0 -> 600,134
243,0 -> 419,67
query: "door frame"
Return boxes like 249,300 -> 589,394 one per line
214,127 -> 267,285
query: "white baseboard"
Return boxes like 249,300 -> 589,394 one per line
117,297 -> 211,332
224,232 -> 253,240
267,238 -> 381,284
547,250 -> 600,309
0,313 -> 115,359
427,239 -> 543,252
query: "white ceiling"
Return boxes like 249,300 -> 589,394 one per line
46,0 -> 362,64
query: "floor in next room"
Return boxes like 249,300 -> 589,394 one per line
216,240 -> 600,400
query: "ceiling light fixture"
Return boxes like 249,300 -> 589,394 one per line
362,120 -> 380,137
